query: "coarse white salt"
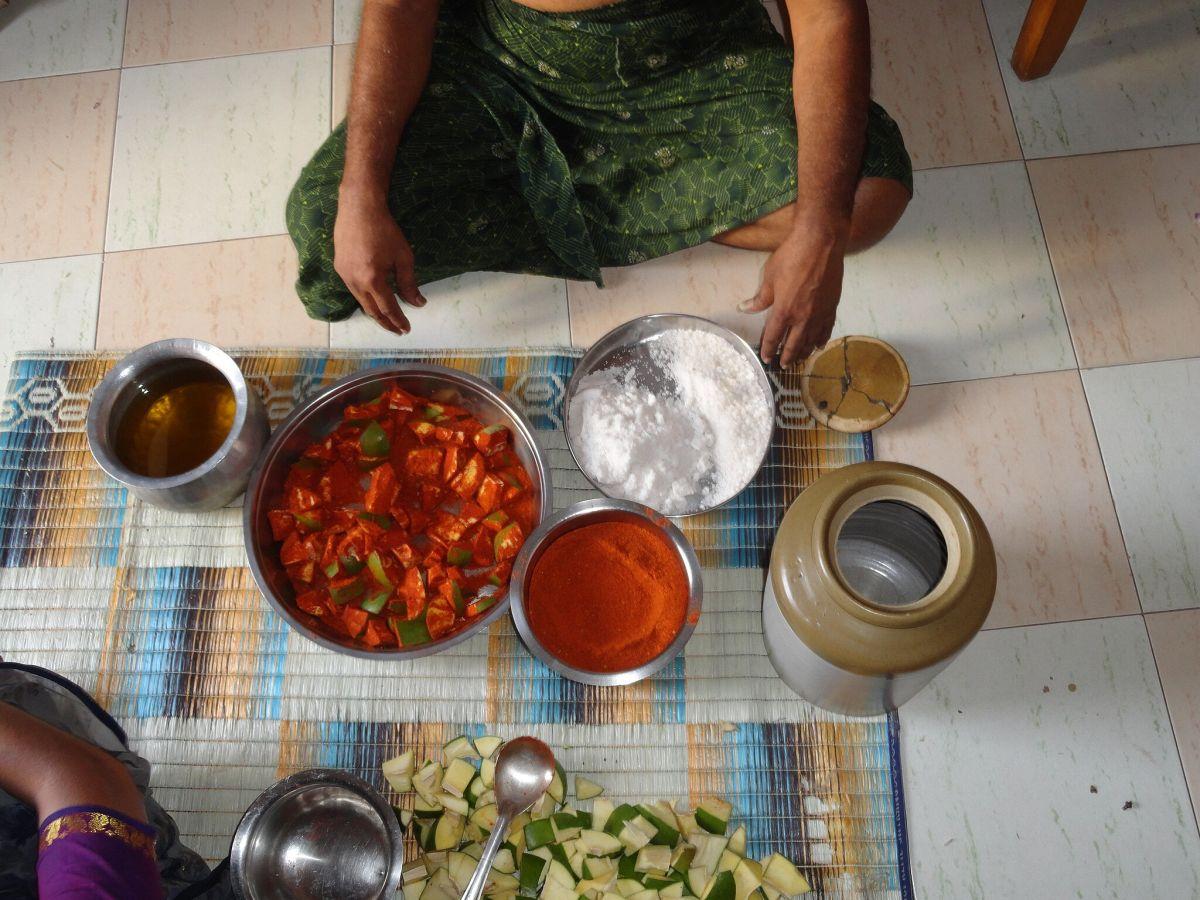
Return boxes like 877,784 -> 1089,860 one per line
568,328 -> 773,515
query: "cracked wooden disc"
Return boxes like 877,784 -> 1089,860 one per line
801,335 -> 910,432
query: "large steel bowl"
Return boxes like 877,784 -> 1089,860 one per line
229,768 -> 404,900
508,498 -> 703,686
563,313 -> 775,517
243,364 -> 552,659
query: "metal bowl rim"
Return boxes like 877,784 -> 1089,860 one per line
242,362 -> 553,660
228,767 -> 404,900
85,338 -> 251,489
507,497 -> 703,686
562,313 -> 775,518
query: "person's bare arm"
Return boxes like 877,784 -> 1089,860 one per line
743,0 -> 869,367
334,0 -> 440,334
0,701 -> 146,825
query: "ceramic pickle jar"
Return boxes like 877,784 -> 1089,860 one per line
763,461 -> 996,716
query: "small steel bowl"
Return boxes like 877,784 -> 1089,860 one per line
563,313 -> 775,517
86,339 -> 269,512
243,363 -> 552,659
229,768 -> 404,900
508,498 -> 703,686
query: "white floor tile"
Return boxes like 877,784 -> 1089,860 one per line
903,617 -> 1200,899
0,0 -> 125,82
97,236 -> 328,349
983,0 -> 1200,157
1028,145 -> 1200,368
837,161 -> 1072,384
874,371 -> 1138,629
330,271 -> 570,349
106,47 -> 331,252
333,0 -> 362,44
1082,359 -> 1200,612
0,255 -> 101,375
0,71 -> 119,263
868,0 -> 1021,169
122,0 -> 332,67
567,242 -> 769,349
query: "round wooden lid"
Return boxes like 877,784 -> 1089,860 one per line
801,336 -> 910,432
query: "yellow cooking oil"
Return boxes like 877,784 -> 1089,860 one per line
114,362 -> 236,478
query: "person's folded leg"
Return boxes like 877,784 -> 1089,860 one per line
715,100 -> 913,252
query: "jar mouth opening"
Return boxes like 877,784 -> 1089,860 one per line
109,358 -> 236,477
834,499 -> 948,609
824,482 -> 965,624
86,339 -> 250,491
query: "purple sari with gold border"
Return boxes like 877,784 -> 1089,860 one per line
1,663 -> 227,898
37,805 -> 162,899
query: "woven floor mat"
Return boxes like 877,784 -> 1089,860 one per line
0,350 -> 909,899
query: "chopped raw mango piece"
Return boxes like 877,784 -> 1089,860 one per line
442,735 -> 477,760
695,798 -> 732,836
575,775 -> 606,801
382,750 -> 415,792
474,735 -> 503,759
762,854 -> 812,896
379,735 -> 810,900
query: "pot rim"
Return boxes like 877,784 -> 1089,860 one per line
85,338 -> 250,490
819,479 -> 971,629
562,313 -> 775,517
228,767 -> 404,900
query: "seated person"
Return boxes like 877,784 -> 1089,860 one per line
0,663 -> 222,898
0,699 -> 161,898
287,0 -> 911,368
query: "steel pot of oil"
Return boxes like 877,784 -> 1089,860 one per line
87,339 -> 268,512
763,461 -> 996,716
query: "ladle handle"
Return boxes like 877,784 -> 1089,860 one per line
460,809 -> 511,900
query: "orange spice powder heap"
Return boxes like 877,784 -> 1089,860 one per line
526,520 -> 689,673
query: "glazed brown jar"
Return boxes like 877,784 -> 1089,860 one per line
763,461 -> 996,716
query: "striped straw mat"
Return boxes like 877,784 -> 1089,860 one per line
0,349 -> 911,899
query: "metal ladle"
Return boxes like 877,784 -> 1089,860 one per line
461,737 -> 556,900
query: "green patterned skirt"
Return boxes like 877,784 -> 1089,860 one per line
286,0 -> 912,322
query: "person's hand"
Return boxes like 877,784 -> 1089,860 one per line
333,190 -> 428,335
740,216 -> 847,368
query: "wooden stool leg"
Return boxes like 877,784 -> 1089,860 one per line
1011,0 -> 1088,80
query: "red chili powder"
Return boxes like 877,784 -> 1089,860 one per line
525,520 -> 689,673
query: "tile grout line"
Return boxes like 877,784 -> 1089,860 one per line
974,0 -> 1025,161
977,0 -> 1071,368
93,0 -> 131,352
1021,139 -> 1200,165
1016,158 -> 1144,611
978,0 -> 1144,618
977,608 -> 1200,635
1073,358 -> 1144,612
120,41 -> 332,74
6,232 -> 291,268
984,1 -> 1190,844
1139,615 -> 1200,844
908,139 -> 1200,174
0,42 -> 335,88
